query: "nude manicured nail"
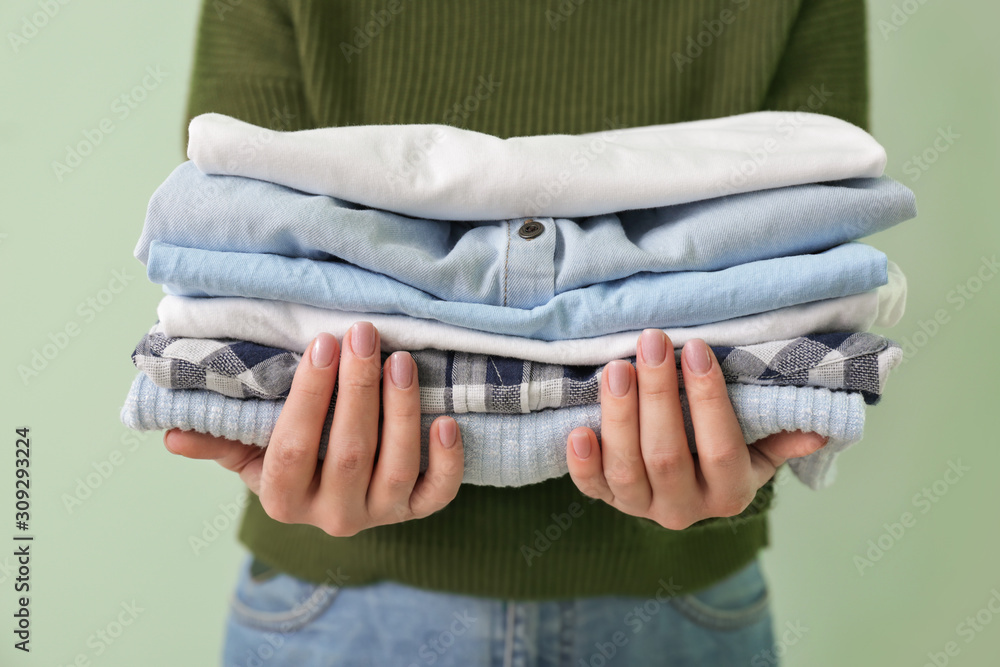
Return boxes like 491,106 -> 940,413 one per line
389,351 -> 413,389
571,431 -> 591,459
351,322 -> 376,358
640,329 -> 666,367
310,333 -> 336,368
683,339 -> 712,375
438,418 -> 457,448
608,360 -> 632,397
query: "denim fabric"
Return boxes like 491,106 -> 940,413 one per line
136,161 -> 914,308
189,109 -> 887,220
154,262 -> 906,366
220,553 -> 774,667
121,373 -> 867,489
148,241 -> 888,340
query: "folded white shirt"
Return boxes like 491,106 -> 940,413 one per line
156,262 -> 905,365
187,111 -> 888,220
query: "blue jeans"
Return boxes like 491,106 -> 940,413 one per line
220,554 -> 775,666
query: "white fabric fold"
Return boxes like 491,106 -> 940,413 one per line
187,111 -> 887,220
156,262 -> 906,366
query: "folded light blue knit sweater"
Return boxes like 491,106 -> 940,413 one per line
121,373 -> 865,490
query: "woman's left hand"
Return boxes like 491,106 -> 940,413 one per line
566,330 -> 828,530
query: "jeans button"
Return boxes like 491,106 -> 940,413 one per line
517,219 -> 544,240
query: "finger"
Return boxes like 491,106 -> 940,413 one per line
165,429 -> 265,495
367,351 -> 423,520
680,339 -> 755,517
636,330 -> 698,502
566,427 -> 615,505
259,333 -> 339,521
320,322 -> 383,528
408,416 -> 464,519
599,359 -> 651,511
747,431 -> 829,486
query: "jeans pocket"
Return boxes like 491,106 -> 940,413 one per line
667,560 -> 771,632
227,557 -> 340,634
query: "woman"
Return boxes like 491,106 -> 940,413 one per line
166,1 -> 867,663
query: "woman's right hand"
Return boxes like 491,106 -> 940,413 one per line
163,322 -> 465,537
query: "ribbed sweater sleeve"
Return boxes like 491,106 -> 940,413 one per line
762,0 -> 870,130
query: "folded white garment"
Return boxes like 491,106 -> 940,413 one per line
156,262 -> 906,366
187,111 -> 887,220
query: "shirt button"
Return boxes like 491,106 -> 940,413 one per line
517,219 -> 544,240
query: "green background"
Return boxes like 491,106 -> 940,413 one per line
1,1 -> 997,664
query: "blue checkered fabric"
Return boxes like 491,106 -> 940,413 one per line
132,326 -> 900,412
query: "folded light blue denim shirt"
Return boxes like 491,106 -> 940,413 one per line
120,373 -> 865,490
135,162 -> 915,308
148,241 -> 888,340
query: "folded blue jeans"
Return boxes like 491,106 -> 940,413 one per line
148,241 -> 888,340
221,553 -> 774,667
136,161 -> 915,309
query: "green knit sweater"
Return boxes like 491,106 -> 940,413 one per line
182,0 -> 869,599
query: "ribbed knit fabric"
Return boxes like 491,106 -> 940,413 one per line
181,0 -> 870,598
121,373 -> 867,489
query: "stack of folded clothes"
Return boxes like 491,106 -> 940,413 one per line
121,111 -> 916,490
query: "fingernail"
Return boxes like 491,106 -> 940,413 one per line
571,431 -> 591,459
389,351 -> 413,389
608,360 -> 632,397
351,322 -> 376,358
683,339 -> 713,376
640,329 -> 666,367
438,418 -> 457,449
164,430 -> 179,454
310,333 -> 337,368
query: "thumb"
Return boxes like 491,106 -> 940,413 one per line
165,429 -> 265,494
747,430 -> 828,486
